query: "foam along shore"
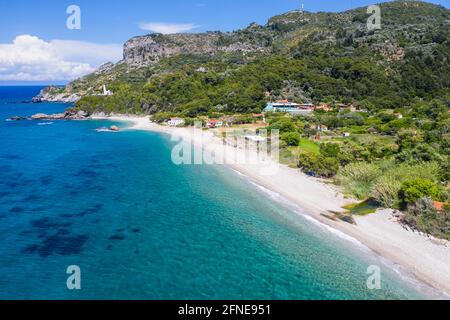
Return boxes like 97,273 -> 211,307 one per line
96,115 -> 450,298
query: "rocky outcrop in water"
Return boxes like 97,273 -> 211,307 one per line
9,110 -> 90,122
32,86 -> 80,103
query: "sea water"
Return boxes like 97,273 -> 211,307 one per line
0,86 -> 431,299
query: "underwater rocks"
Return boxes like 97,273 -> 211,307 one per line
8,116 -> 28,121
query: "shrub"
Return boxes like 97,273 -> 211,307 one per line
336,163 -> 381,199
281,132 -> 301,146
402,197 -> 450,241
266,118 -> 296,134
298,154 -> 339,178
369,161 -> 441,208
399,179 -> 440,207
315,157 -> 340,178
396,144 -> 444,163
370,175 -> 403,208
383,161 -> 441,183
320,143 -> 341,158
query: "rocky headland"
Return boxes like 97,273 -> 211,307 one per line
8,109 -> 90,121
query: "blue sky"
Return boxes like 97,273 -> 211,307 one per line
0,0 -> 448,84
1,0 -> 448,43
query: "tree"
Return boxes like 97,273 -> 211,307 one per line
396,144 -> 443,163
267,118 -> 297,134
399,179 -> 440,207
298,154 -> 339,178
281,132 -> 301,146
315,156 -> 340,178
320,143 -> 341,158
397,128 -> 424,151
402,197 -> 450,241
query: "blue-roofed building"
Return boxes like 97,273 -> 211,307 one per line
263,100 -> 314,115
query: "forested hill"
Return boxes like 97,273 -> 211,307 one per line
43,0 -> 449,115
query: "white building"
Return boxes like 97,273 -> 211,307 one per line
207,120 -> 224,128
102,85 -> 113,96
264,100 -> 314,115
316,125 -> 329,132
167,118 -> 185,127
394,113 -> 403,119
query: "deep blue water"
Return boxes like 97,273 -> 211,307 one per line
0,86 -> 429,299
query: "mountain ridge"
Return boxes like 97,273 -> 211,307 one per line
35,0 -> 449,115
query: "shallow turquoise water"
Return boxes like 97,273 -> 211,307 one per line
0,87 -> 427,299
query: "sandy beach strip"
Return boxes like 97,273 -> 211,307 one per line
97,115 -> 450,298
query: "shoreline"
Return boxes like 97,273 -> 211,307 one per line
97,115 -> 450,299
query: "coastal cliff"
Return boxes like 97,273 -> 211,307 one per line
35,23 -> 273,102
32,86 -> 80,103
123,30 -> 270,67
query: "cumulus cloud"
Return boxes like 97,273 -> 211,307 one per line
139,22 -> 199,34
0,35 -> 122,81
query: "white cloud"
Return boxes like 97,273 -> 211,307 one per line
50,40 -> 122,66
0,35 -> 122,81
139,22 -> 199,34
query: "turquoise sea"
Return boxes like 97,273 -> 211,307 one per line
0,86 -> 432,299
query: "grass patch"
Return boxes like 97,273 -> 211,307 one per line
288,138 -> 320,156
343,200 -> 378,216
299,138 -> 320,154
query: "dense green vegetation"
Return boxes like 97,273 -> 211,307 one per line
402,198 -> 450,241
68,1 -> 450,239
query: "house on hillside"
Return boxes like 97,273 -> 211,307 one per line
316,125 -> 329,132
299,103 -> 315,110
207,120 -> 223,128
263,100 -> 313,115
434,202 -> 445,212
315,103 -> 333,112
338,104 -> 357,112
264,100 -> 300,113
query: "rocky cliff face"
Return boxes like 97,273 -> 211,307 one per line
123,33 -> 219,67
123,31 -> 270,68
